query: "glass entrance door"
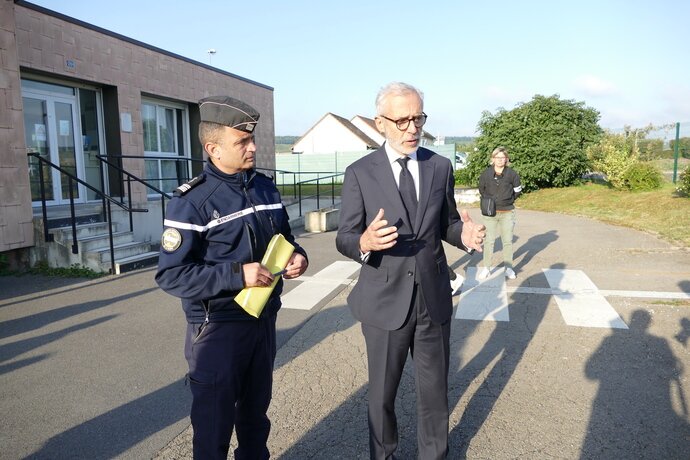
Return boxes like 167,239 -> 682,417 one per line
23,85 -> 85,205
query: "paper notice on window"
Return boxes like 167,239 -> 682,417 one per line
59,120 -> 70,136
35,124 -> 46,142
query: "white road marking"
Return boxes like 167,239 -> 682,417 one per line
285,262 -> 688,329
542,269 -> 628,329
455,267 -> 510,321
281,261 -> 360,310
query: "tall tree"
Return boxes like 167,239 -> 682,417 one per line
465,95 -> 602,192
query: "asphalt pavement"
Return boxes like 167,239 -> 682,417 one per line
1,209 -> 689,459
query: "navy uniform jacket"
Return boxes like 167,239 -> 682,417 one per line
155,162 -> 306,323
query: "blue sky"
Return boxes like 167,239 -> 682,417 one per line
29,0 -> 690,136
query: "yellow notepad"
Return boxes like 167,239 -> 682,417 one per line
234,233 -> 295,318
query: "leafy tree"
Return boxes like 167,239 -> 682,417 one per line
464,95 -> 602,192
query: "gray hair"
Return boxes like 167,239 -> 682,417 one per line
375,82 -> 424,115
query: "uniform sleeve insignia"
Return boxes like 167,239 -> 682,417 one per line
174,174 -> 205,196
161,228 -> 182,252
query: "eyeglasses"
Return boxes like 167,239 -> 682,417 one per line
379,112 -> 427,131
493,156 -> 507,160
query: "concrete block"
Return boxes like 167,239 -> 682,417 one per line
455,187 -> 480,204
304,207 -> 340,233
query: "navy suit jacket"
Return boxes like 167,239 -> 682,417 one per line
336,146 -> 469,330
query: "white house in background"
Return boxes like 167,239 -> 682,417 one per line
350,115 -> 385,146
292,113 -> 379,154
292,113 -> 436,154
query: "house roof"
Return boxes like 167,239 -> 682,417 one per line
293,113 -> 380,151
293,112 -> 437,153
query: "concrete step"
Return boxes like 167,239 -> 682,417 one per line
52,221 -> 118,242
113,251 -> 159,274
90,241 -> 153,264
46,212 -> 103,229
75,231 -> 134,252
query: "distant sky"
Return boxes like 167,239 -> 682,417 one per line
27,0 -> 690,136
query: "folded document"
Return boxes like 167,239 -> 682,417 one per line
234,233 -> 295,318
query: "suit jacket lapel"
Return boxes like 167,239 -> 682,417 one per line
415,148 -> 435,231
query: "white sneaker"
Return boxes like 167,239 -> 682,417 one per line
505,267 -> 516,280
450,273 -> 464,296
477,267 -> 490,279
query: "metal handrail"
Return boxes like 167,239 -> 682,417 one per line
28,151 -> 148,274
96,155 -> 173,224
111,154 -> 344,218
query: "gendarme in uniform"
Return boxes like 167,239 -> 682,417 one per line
155,96 -> 307,460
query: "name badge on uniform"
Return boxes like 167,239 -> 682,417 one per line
161,228 -> 182,252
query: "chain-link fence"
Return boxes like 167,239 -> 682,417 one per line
608,121 -> 690,183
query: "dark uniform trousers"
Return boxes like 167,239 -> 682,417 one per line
184,314 -> 277,460
361,281 -> 451,460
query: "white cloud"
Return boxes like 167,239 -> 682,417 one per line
573,75 -> 617,97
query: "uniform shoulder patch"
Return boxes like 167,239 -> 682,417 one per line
161,228 -> 182,252
174,174 -> 205,196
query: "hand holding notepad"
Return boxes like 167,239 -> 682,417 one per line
234,234 -> 295,318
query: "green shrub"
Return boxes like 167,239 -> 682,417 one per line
677,166 -> 690,196
28,261 -> 104,278
587,133 -> 633,189
453,168 -> 475,187
621,162 -> 663,191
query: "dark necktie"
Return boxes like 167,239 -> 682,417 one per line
396,156 -> 417,224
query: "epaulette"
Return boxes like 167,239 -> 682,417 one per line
174,174 -> 205,196
255,170 -> 274,181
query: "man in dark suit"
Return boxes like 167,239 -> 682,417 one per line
336,82 -> 485,459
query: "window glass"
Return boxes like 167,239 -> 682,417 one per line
21,79 -> 74,95
159,107 -> 175,153
142,103 -> 158,152
141,99 -> 189,196
160,160 -> 178,193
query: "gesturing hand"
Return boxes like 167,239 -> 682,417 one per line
460,209 -> 486,252
359,208 -> 398,253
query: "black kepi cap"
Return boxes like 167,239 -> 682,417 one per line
199,96 -> 260,133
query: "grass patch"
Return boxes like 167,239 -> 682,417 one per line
516,181 -> 690,248
0,260 -> 106,278
649,299 -> 690,307
28,262 -> 105,278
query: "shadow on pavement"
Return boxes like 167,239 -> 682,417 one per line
0,288 -> 158,340
27,378 -> 191,459
0,315 -> 117,376
581,309 -> 690,459
447,264 -> 560,456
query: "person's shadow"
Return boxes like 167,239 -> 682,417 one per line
447,263 -> 561,457
513,230 -> 558,272
582,309 -> 690,459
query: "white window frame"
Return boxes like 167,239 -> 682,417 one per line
141,98 -> 191,195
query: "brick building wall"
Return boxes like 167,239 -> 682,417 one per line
0,0 -> 34,253
0,0 -> 275,253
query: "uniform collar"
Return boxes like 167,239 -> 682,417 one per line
207,161 -> 256,185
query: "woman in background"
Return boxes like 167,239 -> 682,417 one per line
477,146 -> 522,279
